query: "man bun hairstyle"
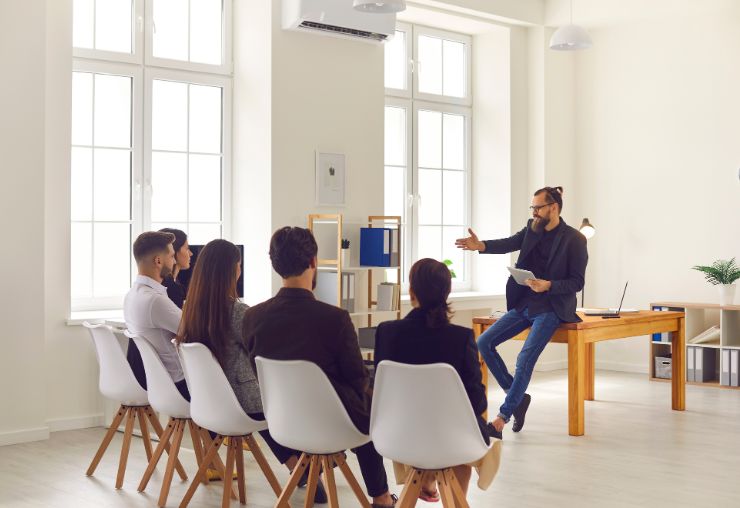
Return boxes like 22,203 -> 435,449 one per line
534,185 -> 564,212
133,231 -> 175,263
409,258 -> 453,328
269,226 -> 318,278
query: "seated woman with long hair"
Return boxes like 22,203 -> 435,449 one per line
176,239 -> 326,501
374,258 -> 500,502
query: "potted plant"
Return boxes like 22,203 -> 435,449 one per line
341,238 -> 351,267
692,258 -> 740,306
443,259 -> 457,279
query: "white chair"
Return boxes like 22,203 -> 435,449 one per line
131,334 -> 220,507
83,322 -> 186,489
370,360 -> 497,508
255,356 -> 373,508
177,342 -> 281,508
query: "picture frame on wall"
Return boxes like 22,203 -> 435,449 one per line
315,151 -> 346,206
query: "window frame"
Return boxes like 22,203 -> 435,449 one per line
70,59 -> 144,311
384,23 -> 473,292
411,100 -> 472,292
384,22 -> 413,99
70,0 -> 233,312
412,25 -> 472,107
143,67 -> 233,239
144,0 -> 233,76
383,96 -> 413,286
72,0 -> 144,65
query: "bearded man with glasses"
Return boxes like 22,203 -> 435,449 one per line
455,186 -> 588,437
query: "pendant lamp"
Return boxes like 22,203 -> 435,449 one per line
550,0 -> 592,51
353,0 -> 406,14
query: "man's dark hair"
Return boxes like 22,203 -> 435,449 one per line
133,231 -> 175,263
269,226 -> 318,278
534,186 -> 564,212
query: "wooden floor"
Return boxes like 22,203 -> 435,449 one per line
2,370 -> 740,508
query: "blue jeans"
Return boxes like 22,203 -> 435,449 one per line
477,308 -> 562,421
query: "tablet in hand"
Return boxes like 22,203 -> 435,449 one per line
507,266 -> 536,286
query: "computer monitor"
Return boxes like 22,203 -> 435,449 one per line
176,244 -> 244,298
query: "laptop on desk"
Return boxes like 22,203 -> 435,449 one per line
582,282 -> 629,318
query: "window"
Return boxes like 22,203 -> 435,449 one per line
71,0 -> 231,311
384,24 -> 472,289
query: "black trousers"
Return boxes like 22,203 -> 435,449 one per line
352,441 -> 389,498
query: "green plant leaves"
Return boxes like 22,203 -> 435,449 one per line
692,257 -> 740,285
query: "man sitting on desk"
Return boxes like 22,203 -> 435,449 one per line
455,186 -> 588,435
124,231 -> 188,400
243,226 -> 396,508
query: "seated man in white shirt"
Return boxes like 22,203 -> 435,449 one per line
124,231 -> 189,399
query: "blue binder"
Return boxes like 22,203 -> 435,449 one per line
360,228 -> 391,266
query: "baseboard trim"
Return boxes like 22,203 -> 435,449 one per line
534,360 -> 568,372
595,361 -> 648,374
47,413 -> 104,433
0,426 -> 50,447
529,360 -> 648,374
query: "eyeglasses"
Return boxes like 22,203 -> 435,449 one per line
529,202 -> 555,213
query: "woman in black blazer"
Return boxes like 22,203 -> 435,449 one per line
374,258 -> 496,501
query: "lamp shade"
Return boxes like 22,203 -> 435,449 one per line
579,218 -> 596,239
353,0 -> 406,13
549,24 -> 593,51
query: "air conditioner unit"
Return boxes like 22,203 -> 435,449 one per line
283,0 -> 396,43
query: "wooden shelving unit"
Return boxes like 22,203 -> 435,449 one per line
650,301 -> 740,390
308,214 -> 403,327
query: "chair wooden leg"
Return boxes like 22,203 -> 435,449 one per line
303,455 -> 321,508
144,406 -> 188,481
322,455 -> 339,508
234,437 -> 247,505
437,470 -> 455,508
137,407 -> 154,462
444,469 -> 469,508
115,407 -> 136,489
397,468 -> 424,508
158,419 -> 185,507
86,405 -> 127,476
179,436 -> 224,508
334,452 -> 372,508
138,417 -> 177,492
188,422 -> 209,485
244,434 -> 281,497
276,452 -> 310,508
222,436 -> 237,508
201,429 -> 228,479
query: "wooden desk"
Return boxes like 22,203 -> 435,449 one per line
473,311 -> 686,436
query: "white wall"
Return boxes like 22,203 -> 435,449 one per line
233,0 -> 274,305
268,0 -> 386,293
561,0 -> 740,371
43,0 -> 101,433
0,0 -> 51,445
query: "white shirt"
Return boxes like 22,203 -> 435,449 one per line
124,275 -> 184,382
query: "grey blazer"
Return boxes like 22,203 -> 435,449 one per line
221,302 -> 263,414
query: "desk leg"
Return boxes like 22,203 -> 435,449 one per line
585,342 -> 595,401
672,317 -> 686,411
568,332 -> 585,436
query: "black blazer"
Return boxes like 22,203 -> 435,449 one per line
243,287 -> 372,433
482,218 -> 588,323
374,309 -> 490,444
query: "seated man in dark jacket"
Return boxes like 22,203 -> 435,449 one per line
456,186 -> 588,435
243,226 -> 396,508
374,258 -> 498,501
